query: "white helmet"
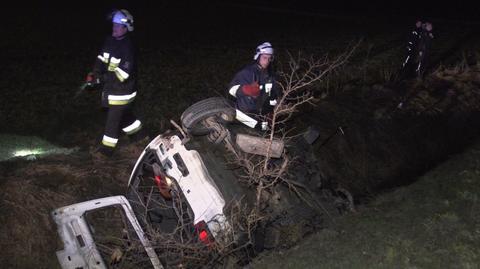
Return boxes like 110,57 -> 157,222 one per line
112,9 -> 134,32
253,42 -> 274,60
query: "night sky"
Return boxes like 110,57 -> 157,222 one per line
4,1 -> 478,25
4,1 -> 477,53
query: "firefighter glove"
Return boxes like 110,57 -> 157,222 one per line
242,82 -> 260,97
85,72 -> 96,83
254,121 -> 269,131
261,121 -> 268,131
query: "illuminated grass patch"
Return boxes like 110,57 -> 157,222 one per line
0,134 -> 78,161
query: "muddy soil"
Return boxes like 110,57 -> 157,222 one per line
305,65 -> 480,201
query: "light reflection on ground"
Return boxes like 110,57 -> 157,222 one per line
0,134 -> 78,161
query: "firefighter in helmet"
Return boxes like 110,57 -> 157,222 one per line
401,20 -> 434,79
227,42 -> 279,130
401,20 -> 423,78
86,9 -> 144,157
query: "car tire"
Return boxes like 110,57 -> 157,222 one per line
181,97 -> 236,135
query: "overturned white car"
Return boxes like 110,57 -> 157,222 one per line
52,97 -> 322,268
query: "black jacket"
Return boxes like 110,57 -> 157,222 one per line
93,35 -> 137,106
406,26 -> 422,57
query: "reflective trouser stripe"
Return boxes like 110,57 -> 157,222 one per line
403,55 -> 410,67
102,102 -> 140,149
108,92 -> 137,105
229,85 -> 240,97
122,120 -> 142,134
416,62 -> 422,72
109,100 -> 132,105
102,135 -> 118,148
235,109 -> 258,128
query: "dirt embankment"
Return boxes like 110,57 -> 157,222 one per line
253,133 -> 480,269
303,64 -> 480,202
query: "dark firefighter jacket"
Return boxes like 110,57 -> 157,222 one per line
227,63 -> 279,116
407,26 -> 422,55
403,25 -> 422,68
93,35 -> 137,107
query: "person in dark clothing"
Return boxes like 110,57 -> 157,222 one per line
401,20 -> 423,78
415,22 -> 434,77
400,20 -> 434,79
397,21 -> 435,108
227,42 -> 279,130
86,9 -> 144,157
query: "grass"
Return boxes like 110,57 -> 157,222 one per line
0,147 -> 139,268
0,134 -> 78,161
253,139 -> 480,269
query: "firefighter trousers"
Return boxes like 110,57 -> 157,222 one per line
101,103 -> 142,149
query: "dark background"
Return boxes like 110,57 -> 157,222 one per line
3,1 -> 478,59
4,1 -> 478,64
2,0 -> 478,137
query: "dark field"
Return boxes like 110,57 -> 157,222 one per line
2,2 -> 480,268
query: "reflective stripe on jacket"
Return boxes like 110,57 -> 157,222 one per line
93,35 -> 137,100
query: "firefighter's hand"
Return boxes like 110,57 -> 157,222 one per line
261,121 -> 269,131
85,72 -> 96,83
81,72 -> 100,91
254,121 -> 269,131
85,72 -> 101,88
